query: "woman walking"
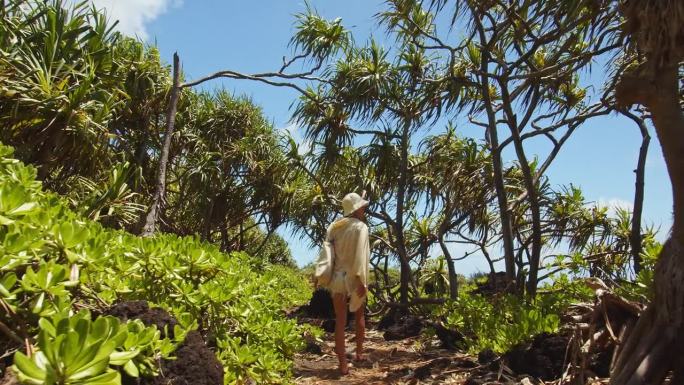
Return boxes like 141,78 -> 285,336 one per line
325,192 -> 370,375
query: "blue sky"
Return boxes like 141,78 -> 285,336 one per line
94,0 -> 672,274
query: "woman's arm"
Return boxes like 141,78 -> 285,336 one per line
352,223 -> 371,296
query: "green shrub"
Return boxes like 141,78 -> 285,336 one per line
0,144 -> 311,384
13,311 -> 176,384
435,286 -> 581,354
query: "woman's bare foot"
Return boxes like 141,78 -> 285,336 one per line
338,356 -> 349,375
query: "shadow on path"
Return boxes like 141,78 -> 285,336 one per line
294,328 -> 479,385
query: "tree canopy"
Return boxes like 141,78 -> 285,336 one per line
1,0 -> 682,383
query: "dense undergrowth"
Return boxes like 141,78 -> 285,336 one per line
427,266 -> 654,355
431,283 -> 585,354
0,144 -> 311,384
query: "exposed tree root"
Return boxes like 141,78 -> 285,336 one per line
611,239 -> 684,385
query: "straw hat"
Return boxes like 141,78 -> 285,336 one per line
342,192 -> 369,216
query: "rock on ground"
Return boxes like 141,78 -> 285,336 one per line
505,332 -> 569,381
383,315 -> 423,341
106,301 -> 223,385
290,288 -> 358,333
504,331 -> 615,381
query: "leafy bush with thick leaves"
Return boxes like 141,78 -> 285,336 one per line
434,280 -> 584,354
14,311 -> 176,385
0,144 -> 311,384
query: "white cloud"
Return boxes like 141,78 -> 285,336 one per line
280,122 -> 300,137
298,139 -> 313,156
279,122 -> 312,155
596,198 -> 634,216
85,0 -> 181,40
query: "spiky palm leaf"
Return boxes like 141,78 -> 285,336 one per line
0,0 -> 121,183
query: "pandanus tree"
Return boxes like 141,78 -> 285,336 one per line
546,190 -> 659,287
208,0 -> 628,301
68,38 -> 171,230
609,0 -> 684,383
143,10 -> 444,306
126,0 -> 667,305
388,0 -> 625,297
0,1 -> 174,228
415,129 -> 495,298
165,91 -> 293,251
0,0 -> 301,264
0,0 -> 121,186
107,37 -> 171,195
172,1 -> 626,303
288,24 -> 475,306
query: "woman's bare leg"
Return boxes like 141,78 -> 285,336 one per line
332,293 -> 349,374
354,304 -> 365,360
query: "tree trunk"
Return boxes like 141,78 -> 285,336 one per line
475,24 -> 517,285
395,121 -> 412,307
202,197 -> 215,242
611,64 -> 684,385
254,227 -> 275,257
238,222 -> 244,251
623,111 -> 650,275
514,156 -> 542,299
131,121 -> 150,194
484,116 -> 516,285
500,87 -> 542,299
141,53 -> 181,237
473,11 -> 519,289
482,250 -> 497,284
35,124 -> 64,181
438,236 -> 459,300
220,220 -> 229,252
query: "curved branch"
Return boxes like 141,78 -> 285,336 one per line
181,70 -> 314,97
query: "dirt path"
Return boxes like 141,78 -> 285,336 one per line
293,328 -> 487,385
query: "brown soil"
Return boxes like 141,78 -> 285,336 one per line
0,337 -> 14,379
0,332 -> 20,384
0,370 -> 18,385
293,322 -> 616,384
107,301 -> 179,338
293,327 -> 523,385
106,301 -> 223,385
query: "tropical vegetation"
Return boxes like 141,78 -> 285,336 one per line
0,143 -> 311,384
1,0 -> 682,384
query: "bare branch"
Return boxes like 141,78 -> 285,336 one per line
181,69 -> 315,97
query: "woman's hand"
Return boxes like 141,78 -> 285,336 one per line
356,284 -> 367,298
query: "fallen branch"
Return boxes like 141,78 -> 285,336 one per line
386,298 -> 446,308
0,318 -> 23,346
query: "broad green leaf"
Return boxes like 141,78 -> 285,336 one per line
109,349 -> 140,365
123,359 -> 139,378
9,202 -> 38,215
69,358 -> 110,380
13,352 -> 46,383
76,370 -> 121,385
